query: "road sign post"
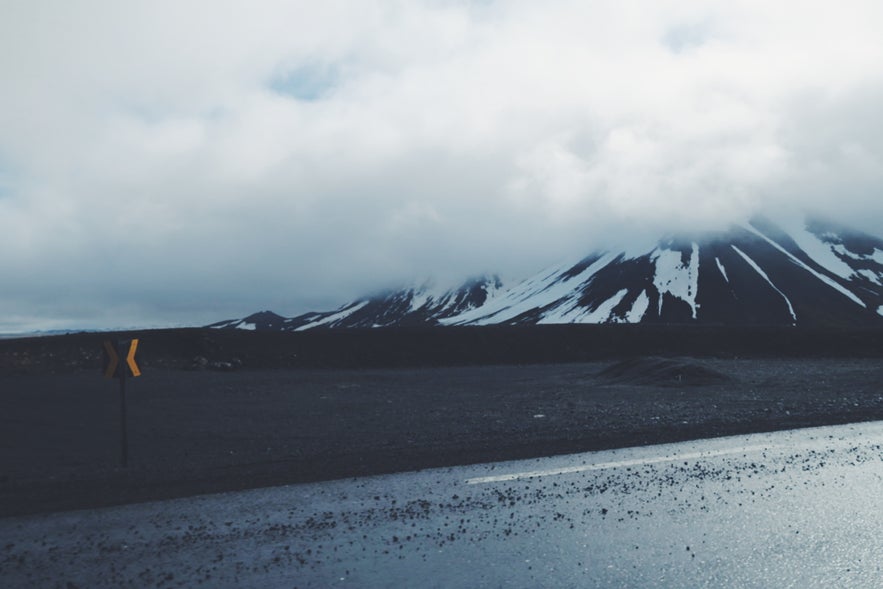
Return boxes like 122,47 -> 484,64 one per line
102,338 -> 141,467
120,354 -> 128,468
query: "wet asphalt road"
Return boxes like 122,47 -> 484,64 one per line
2,421 -> 883,588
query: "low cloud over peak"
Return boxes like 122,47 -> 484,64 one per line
1,1 -> 882,332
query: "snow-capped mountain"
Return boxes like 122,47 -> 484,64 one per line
211,217 -> 883,330
210,276 -> 505,331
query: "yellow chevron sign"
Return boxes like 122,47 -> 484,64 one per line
103,340 -> 119,378
126,339 -> 141,377
102,339 -> 141,379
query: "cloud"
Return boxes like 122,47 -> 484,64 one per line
1,0 -> 883,330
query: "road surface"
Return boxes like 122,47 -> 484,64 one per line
3,421 -> 883,587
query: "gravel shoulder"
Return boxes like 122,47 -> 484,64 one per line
2,357 -> 883,517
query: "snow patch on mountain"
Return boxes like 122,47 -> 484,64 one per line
625,290 -> 650,323
732,245 -> 797,323
295,300 -> 370,331
408,280 -> 460,312
744,224 -> 866,308
831,244 -> 883,265
784,221 -> 856,280
715,257 -> 729,283
539,287 -> 628,324
652,243 -> 699,319
442,252 -> 619,325
858,270 -> 882,286
583,289 -> 630,323
826,244 -> 883,286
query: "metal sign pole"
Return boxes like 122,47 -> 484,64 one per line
119,341 -> 129,468
102,337 -> 140,468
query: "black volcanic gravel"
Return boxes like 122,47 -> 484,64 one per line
2,356 -> 883,517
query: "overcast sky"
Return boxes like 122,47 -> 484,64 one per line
2,0 -> 883,332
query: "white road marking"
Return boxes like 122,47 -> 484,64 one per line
465,444 -> 774,484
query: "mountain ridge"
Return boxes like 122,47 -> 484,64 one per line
210,217 -> 883,330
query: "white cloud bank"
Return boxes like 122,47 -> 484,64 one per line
1,0 -> 883,331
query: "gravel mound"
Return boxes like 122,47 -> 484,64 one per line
598,357 -> 733,387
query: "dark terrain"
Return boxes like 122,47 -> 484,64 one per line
1,325 -> 882,517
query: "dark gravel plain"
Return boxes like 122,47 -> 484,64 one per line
1,326 -> 882,517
